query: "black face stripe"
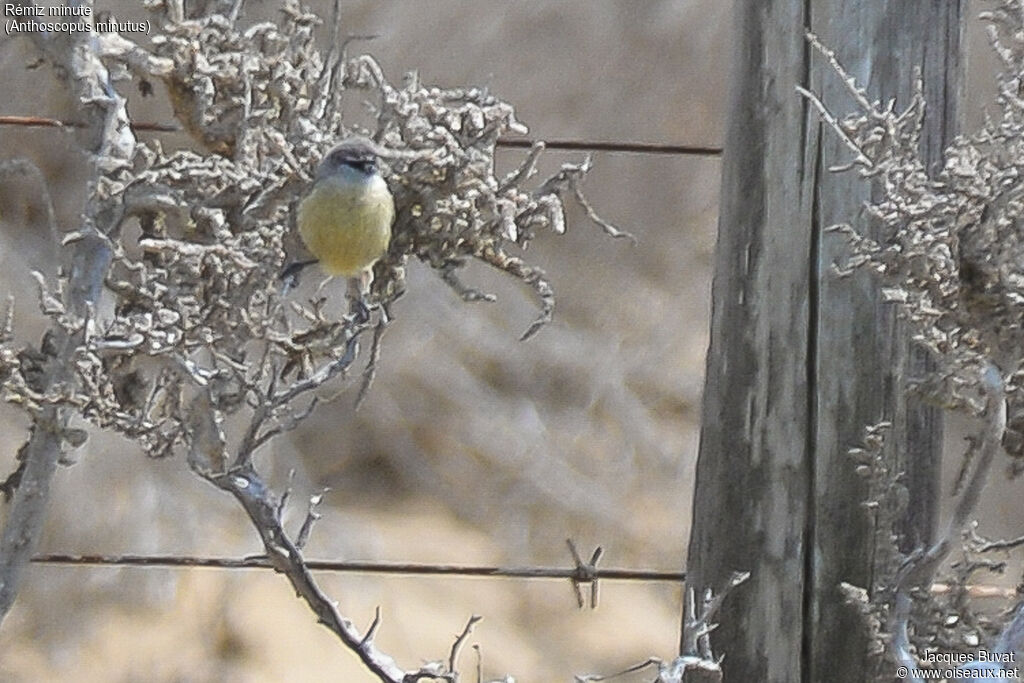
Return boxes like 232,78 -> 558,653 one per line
341,157 -> 377,174
326,150 -> 377,174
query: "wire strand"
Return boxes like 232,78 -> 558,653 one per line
31,552 -> 685,582
0,115 -> 722,157
28,554 -> 1016,599
497,138 -> 722,157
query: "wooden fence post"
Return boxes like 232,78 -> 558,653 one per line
683,3 -> 962,681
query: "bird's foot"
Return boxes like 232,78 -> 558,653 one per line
349,296 -> 372,324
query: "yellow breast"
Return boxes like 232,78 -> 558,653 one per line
297,176 -> 395,278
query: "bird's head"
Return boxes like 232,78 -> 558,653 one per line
315,138 -> 383,183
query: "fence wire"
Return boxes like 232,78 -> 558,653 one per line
0,115 -> 723,157
31,552 -> 685,582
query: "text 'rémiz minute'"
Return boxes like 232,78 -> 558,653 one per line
5,4 -> 92,16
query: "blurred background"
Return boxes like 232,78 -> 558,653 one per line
0,1 -> 727,680
3,1 -> 1017,682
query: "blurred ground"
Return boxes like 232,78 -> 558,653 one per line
0,1 -> 726,681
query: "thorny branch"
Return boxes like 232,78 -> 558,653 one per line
211,467 -> 410,680
0,0 -> 624,679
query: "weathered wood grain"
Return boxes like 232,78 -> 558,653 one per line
684,3 -> 962,681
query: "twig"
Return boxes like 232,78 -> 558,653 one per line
294,491 -> 325,550
498,141 -> 546,192
575,657 -> 661,682
227,0 -> 244,24
572,186 -> 636,244
355,306 -> 390,409
449,615 -> 483,675
967,525 -> 1024,553
680,570 -> 750,658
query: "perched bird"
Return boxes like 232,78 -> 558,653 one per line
293,138 -> 395,309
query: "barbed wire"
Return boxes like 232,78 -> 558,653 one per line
29,554 -> 1018,602
0,115 -> 723,157
496,137 -> 722,157
31,552 -> 684,582
33,545 -> 681,610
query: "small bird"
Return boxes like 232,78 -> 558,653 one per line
292,138 -> 395,312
